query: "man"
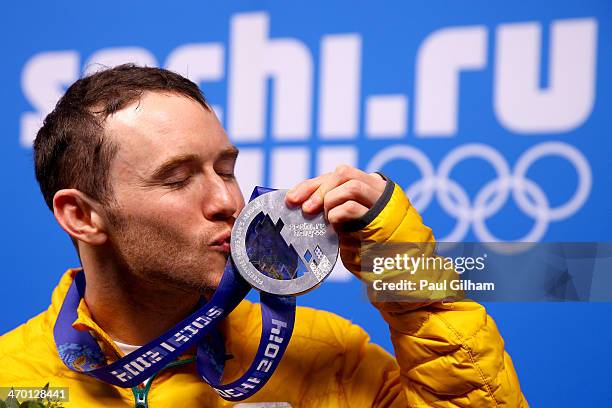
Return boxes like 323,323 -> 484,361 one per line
0,65 -> 527,407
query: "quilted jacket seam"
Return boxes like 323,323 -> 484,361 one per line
432,312 -> 500,407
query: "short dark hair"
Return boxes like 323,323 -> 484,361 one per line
33,63 -> 210,211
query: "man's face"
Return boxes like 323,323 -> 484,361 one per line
101,91 -> 244,294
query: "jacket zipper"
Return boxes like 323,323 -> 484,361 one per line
131,357 -> 196,408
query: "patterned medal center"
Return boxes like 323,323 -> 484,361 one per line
245,211 -> 318,281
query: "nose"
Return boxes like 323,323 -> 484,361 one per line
202,174 -> 241,221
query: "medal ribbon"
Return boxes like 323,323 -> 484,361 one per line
53,187 -> 296,401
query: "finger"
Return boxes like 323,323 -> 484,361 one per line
285,173 -> 329,205
307,165 -> 378,211
327,200 -> 369,225
321,179 -> 381,218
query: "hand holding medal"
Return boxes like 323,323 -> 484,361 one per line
231,166 -> 387,296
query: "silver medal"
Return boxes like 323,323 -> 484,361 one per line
231,189 -> 339,296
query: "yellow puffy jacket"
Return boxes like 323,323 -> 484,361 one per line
0,182 -> 528,407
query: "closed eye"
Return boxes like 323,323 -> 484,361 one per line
163,176 -> 192,189
217,171 -> 235,180
215,146 -> 239,181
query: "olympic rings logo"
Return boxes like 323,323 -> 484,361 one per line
366,142 -> 592,242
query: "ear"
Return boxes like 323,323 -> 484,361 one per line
53,189 -> 109,246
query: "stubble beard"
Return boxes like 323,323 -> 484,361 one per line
105,208 -> 227,297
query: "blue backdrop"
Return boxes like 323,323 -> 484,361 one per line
1,1 -> 611,406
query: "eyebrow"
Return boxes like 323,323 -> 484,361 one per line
218,145 -> 240,161
147,145 -> 240,183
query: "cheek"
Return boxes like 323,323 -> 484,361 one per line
116,211 -> 201,253
117,196 -> 203,237
126,190 -> 202,219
